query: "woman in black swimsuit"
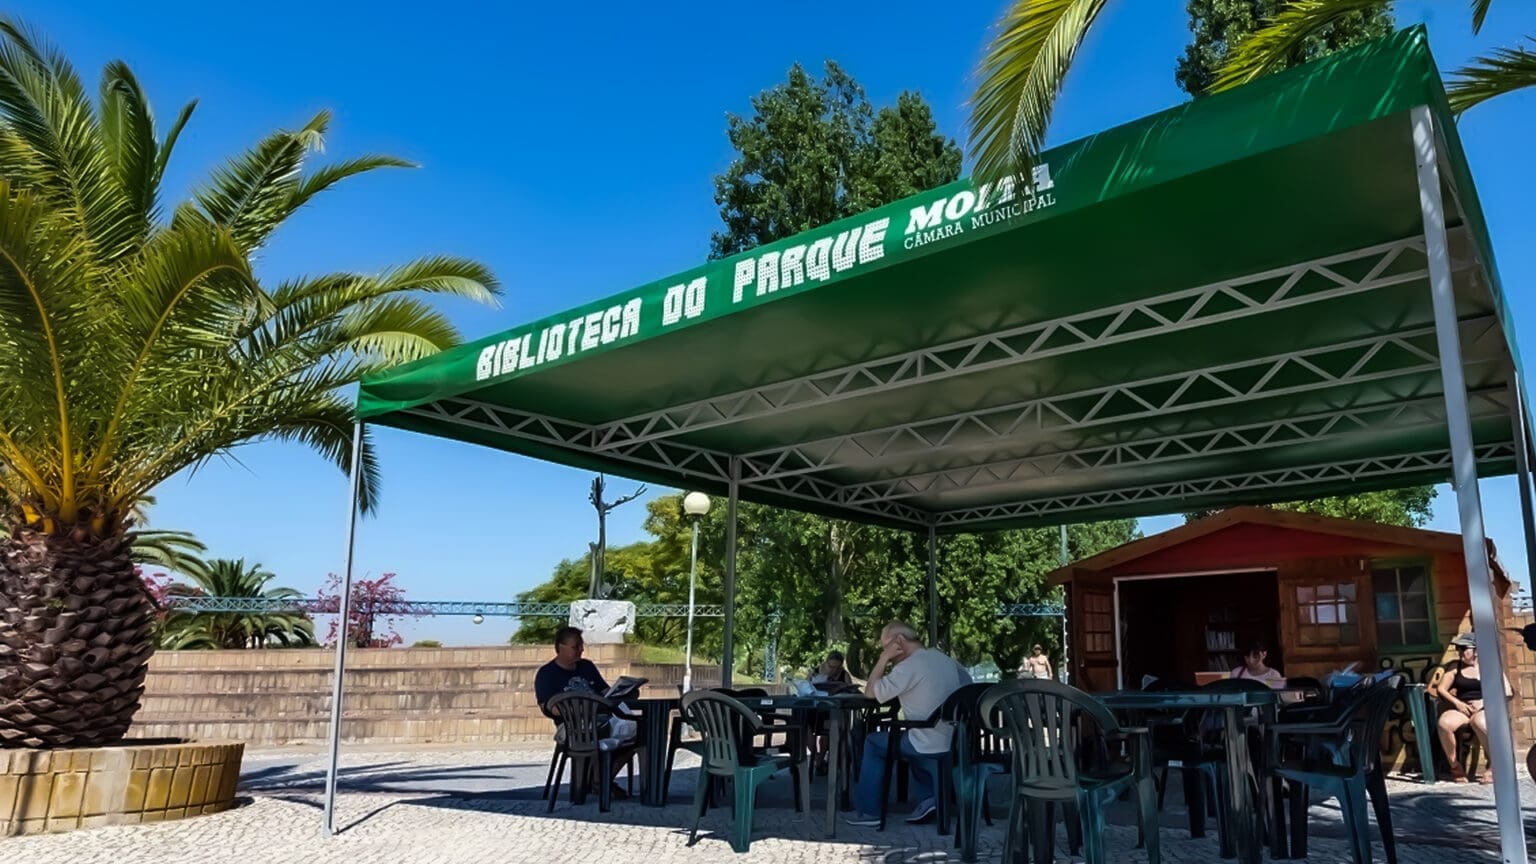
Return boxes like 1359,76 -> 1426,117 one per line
1432,632 -> 1511,784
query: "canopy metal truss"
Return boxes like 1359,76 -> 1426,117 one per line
591,234 -> 1457,452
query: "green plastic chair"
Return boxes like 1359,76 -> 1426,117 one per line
980,679 -> 1159,864
1270,674 -> 1405,864
681,689 -> 808,854
544,691 -> 635,813
944,682 -> 1011,862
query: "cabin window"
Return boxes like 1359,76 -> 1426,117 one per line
1295,582 -> 1360,646
1372,562 -> 1434,648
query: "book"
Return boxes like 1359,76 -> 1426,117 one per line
604,675 -> 647,702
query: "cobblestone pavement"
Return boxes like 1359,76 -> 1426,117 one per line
7,747 -> 1534,863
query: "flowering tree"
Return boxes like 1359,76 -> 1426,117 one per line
138,568 -> 177,610
316,573 -> 420,648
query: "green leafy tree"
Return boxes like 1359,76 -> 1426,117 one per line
0,21 -> 498,748
970,1 -> 1532,182
510,495 -> 728,652
509,555 -> 591,646
1175,0 -> 1392,96
707,62 -> 963,675
158,559 -> 315,650
1186,486 -> 1434,526
711,62 -> 962,258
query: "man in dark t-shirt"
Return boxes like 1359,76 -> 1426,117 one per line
535,626 -> 609,723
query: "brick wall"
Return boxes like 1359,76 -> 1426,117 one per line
133,644 -> 721,746
1506,606 -> 1536,747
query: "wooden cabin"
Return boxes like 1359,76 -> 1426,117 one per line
1048,507 -> 1535,749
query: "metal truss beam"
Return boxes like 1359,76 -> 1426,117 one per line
841,389 -> 1510,506
934,442 -> 1516,528
739,314 -> 1500,484
402,398 -> 930,527
407,398 -> 735,484
589,234 -> 1463,451
163,597 -> 726,618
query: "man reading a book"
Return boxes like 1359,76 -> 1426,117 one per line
536,626 -> 611,715
536,626 -> 639,794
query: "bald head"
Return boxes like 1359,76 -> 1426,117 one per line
880,621 -> 922,661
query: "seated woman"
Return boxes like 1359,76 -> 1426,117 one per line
808,651 -> 854,773
811,650 -> 851,686
1431,632 -> 1513,784
1230,641 -> 1284,687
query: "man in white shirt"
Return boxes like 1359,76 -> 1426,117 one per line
846,621 -> 969,827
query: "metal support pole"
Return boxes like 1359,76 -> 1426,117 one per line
1509,379 -> 1536,600
926,525 -> 939,647
682,516 -> 700,693
1414,105 -> 1526,864
321,421 -> 365,836
1058,524 -> 1070,683
721,458 -> 739,688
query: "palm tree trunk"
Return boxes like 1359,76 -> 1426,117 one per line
0,525 -> 154,748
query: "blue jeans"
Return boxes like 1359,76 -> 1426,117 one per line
854,730 -> 937,817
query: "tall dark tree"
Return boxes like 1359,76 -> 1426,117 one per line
1175,0 -> 1393,96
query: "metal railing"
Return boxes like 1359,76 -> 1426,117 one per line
161,596 -> 725,618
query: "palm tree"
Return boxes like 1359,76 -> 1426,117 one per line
0,20 -> 499,748
970,1 -> 1534,181
158,559 -> 314,650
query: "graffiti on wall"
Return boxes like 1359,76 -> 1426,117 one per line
1377,654 -> 1448,776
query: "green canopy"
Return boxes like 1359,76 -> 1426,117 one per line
357,26 -> 1521,533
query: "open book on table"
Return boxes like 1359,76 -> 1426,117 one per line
604,675 -> 647,703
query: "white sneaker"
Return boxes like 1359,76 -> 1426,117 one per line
905,798 -> 937,823
845,813 -> 881,827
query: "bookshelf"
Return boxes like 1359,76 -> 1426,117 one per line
1204,606 -> 1241,673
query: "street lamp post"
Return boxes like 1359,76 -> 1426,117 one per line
681,491 -> 710,692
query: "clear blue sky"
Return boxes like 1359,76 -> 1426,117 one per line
19,1 -> 1536,644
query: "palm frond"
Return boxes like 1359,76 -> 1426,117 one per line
1210,0 -> 1387,93
0,180 -> 97,514
968,0 -> 1110,182
1448,40 -> 1536,115
290,154 -> 413,211
1472,0 -> 1493,35
332,297 -> 463,366
153,99 -> 196,189
188,110 -> 329,251
0,17 -> 135,264
98,60 -> 159,235
129,528 -> 211,581
83,222 -> 261,486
